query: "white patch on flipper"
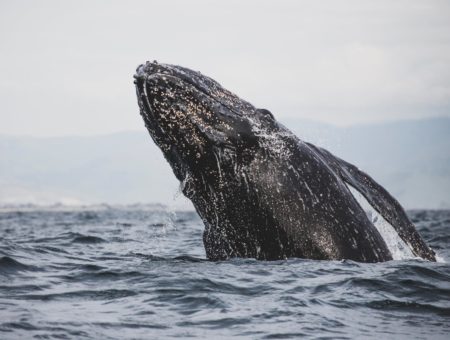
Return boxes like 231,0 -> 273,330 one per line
346,184 -> 416,260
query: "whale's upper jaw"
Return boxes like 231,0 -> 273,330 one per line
134,61 -> 221,103
134,61 -> 258,118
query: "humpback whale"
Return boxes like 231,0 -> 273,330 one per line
134,61 -> 436,263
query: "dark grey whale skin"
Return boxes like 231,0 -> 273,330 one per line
134,61 -> 436,262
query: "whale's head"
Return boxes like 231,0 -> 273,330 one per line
134,61 -> 279,182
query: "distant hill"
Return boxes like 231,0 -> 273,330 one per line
0,132 -> 184,206
1,117 -> 449,209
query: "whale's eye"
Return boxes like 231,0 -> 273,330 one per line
256,108 -> 275,121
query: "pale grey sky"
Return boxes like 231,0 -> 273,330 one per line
1,0 -> 449,136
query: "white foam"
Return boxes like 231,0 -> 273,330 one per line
435,253 -> 446,263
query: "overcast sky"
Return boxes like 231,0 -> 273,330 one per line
1,0 -> 449,136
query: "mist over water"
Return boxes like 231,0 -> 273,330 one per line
0,206 -> 449,339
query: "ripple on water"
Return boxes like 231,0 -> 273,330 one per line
0,256 -> 39,274
0,207 -> 449,339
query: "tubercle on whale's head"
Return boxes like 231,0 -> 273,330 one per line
134,61 -> 278,180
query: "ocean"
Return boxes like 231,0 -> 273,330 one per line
0,206 -> 449,339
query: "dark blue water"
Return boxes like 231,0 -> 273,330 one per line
0,206 -> 449,339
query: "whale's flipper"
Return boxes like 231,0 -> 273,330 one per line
306,142 -> 436,262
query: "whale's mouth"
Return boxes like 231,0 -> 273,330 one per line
135,69 -> 232,148
134,61 -> 259,176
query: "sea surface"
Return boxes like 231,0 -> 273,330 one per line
0,205 -> 449,339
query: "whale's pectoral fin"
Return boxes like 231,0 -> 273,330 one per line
306,142 -> 436,262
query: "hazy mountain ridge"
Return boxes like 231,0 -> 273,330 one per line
1,117 -> 449,209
